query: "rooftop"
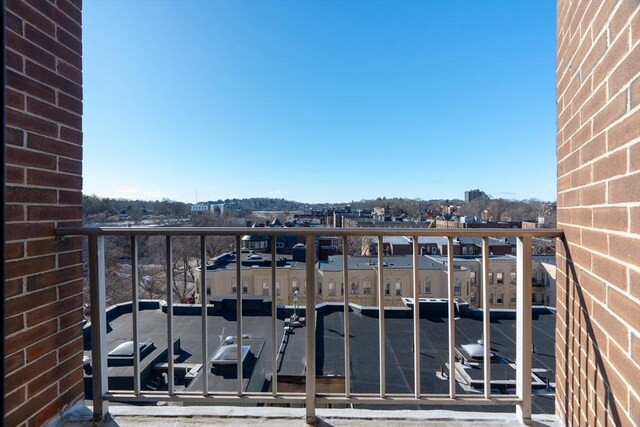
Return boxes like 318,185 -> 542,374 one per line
85,300 -> 556,414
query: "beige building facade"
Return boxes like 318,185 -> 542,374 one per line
196,252 -> 556,310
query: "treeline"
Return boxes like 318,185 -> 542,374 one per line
82,195 -> 191,222
349,197 -> 556,224
82,194 -> 556,226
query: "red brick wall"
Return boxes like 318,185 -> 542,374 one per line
4,0 -> 84,425
556,1 -> 640,426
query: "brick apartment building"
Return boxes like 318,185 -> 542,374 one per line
555,1 -> 640,426
3,1 -> 640,426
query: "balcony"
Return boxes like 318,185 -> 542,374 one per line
57,226 -> 563,425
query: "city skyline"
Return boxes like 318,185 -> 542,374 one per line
83,1 -> 556,204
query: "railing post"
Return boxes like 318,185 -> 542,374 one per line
342,236 -> 351,398
88,235 -> 109,421
131,236 -> 141,396
516,236 -> 532,424
236,236 -> 243,395
271,240 -> 278,397
481,237 -> 491,400
377,235 -> 386,398
446,236 -> 456,399
305,235 -> 316,424
412,236 -> 421,398
200,236 -> 209,395
166,236 -> 175,396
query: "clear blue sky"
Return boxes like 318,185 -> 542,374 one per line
83,0 -> 557,204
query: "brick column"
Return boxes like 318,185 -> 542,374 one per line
556,1 -> 640,426
4,0 -> 84,425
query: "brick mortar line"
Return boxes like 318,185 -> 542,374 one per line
566,119 -> 640,164
588,23 -> 640,96
559,83 -> 636,146
5,252 -> 84,263
556,3 -> 595,98
557,142 -> 639,178
608,338 -> 640,382
557,22 -> 639,133
5,155 -> 82,169
6,149 -> 85,165
25,93 -> 84,117
6,54 -> 84,101
591,291 -> 640,333
3,267 -> 84,287
558,236 -> 640,272
555,201 -> 640,210
7,2 -> 59,31
5,275 -> 83,298
3,177 -> 83,190
7,106 -> 81,132
4,35 -> 82,81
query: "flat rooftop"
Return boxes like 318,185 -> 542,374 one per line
85,300 -> 556,414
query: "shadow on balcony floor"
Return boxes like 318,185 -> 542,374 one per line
48,404 -> 561,427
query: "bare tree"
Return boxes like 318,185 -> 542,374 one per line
335,235 -> 370,256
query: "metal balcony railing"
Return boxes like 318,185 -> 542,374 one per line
57,226 -> 563,425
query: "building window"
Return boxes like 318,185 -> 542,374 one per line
262,281 -> 269,296
351,282 -> 359,295
470,294 -> 476,303
489,293 -> 494,304
318,282 -> 323,296
470,271 -> 476,284
328,282 -> 336,297
243,284 -> 248,294
232,286 -> 237,294
496,272 -> 504,284
340,282 -> 344,296
496,293 -> 503,304
454,281 -> 461,297
489,272 -> 494,285
363,281 -> 372,295
431,247 -> 437,255
385,283 -> 390,296
424,278 -> 431,294
510,271 -> 516,283
395,282 -> 402,296
511,296 -> 516,303
276,241 -> 285,248
276,282 -> 281,296
532,293 -> 538,303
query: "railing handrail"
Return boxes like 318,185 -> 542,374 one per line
57,225 -> 563,238
76,224 -> 563,424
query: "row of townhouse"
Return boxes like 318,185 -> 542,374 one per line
195,250 -> 555,309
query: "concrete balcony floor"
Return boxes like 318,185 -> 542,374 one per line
50,405 -> 562,427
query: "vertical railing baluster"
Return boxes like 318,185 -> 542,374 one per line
342,236 -> 351,398
236,236 -> 243,395
447,236 -> 456,399
516,236 -> 533,423
482,236 -> 491,400
271,238 -> 278,397
412,236 -> 420,398
88,235 -> 108,421
131,236 -> 141,396
200,235 -> 208,396
166,236 -> 174,396
305,235 -> 316,424
377,235 -> 385,398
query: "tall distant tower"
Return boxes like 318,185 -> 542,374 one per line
464,189 -> 486,203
